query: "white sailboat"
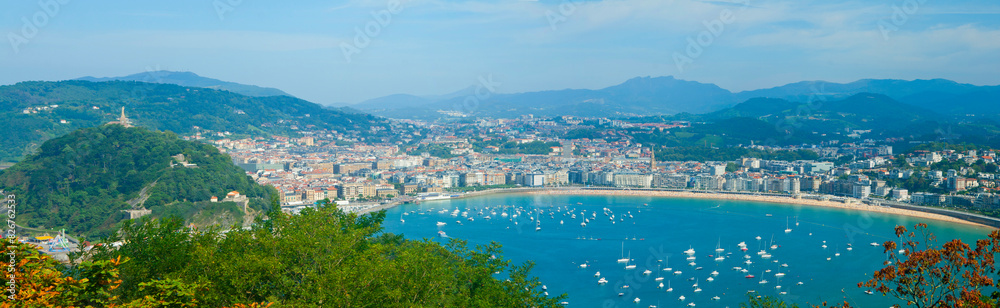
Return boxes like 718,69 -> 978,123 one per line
666,280 -> 673,292
625,252 -> 637,270
618,243 -> 630,264
535,210 -> 541,231
784,217 -> 792,233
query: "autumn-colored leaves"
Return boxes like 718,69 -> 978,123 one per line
861,223 -> 1000,308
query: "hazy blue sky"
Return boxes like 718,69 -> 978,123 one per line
2,0 -> 998,105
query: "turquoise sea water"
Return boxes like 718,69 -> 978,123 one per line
379,194 -> 994,307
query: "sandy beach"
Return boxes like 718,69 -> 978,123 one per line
526,188 -> 993,229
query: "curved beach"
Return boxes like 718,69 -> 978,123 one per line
527,188 -> 993,229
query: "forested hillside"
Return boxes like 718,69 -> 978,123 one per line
0,125 -> 274,238
0,80 -> 408,162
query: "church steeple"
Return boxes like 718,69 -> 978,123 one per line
650,147 -> 657,171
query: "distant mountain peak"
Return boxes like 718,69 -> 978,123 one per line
76,70 -> 292,98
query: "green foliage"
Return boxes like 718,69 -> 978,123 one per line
496,141 -> 561,155
1,240 -> 124,307
564,128 -> 601,140
410,143 -> 457,158
907,142 -> 991,154
0,80 -> 405,162
726,162 -> 739,172
127,279 -> 205,308
0,125 -> 272,238
739,294 -> 800,308
653,146 -> 819,162
834,155 -> 855,166
85,201 -> 566,307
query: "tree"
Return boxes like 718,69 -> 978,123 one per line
740,294 -> 800,308
860,223 -> 1000,307
79,199 -> 565,307
726,162 -> 739,172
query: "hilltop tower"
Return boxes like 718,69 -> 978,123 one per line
107,107 -> 133,127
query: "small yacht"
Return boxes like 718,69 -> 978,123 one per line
617,243 -> 630,264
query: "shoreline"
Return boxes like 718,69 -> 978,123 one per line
361,187 -> 997,230
527,189 -> 993,229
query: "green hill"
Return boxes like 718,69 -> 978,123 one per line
0,80 -> 409,162
0,125 -> 275,239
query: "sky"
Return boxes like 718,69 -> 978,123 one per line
1,0 -> 999,105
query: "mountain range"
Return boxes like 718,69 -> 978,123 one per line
69,72 -> 1000,120
354,76 -> 1000,119
77,71 -> 292,98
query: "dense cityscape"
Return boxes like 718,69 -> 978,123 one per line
188,114 -> 1000,219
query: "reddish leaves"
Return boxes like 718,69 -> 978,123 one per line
862,224 -> 1000,308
